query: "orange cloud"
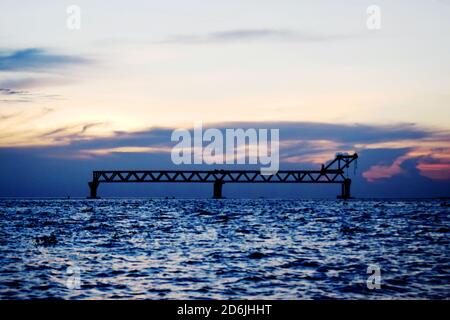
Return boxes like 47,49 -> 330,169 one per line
363,146 -> 450,182
362,156 -> 407,182
416,162 -> 450,180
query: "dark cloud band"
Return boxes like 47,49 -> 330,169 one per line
0,48 -> 88,72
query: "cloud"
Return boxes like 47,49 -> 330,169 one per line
80,146 -> 171,157
0,87 -> 34,103
0,86 -> 63,103
417,161 -> 450,180
161,28 -> 354,44
0,112 -> 19,120
0,88 -> 30,95
0,76 -> 71,90
215,121 -> 429,144
0,120 -> 435,151
1,121 -> 449,197
38,122 -> 106,144
362,132 -> 450,181
1,120 -> 447,183
362,155 -> 408,182
0,49 -> 89,102
0,48 -> 89,72
58,121 -> 429,157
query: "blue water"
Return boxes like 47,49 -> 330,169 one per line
0,199 -> 449,299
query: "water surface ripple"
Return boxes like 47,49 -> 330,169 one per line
0,199 -> 449,299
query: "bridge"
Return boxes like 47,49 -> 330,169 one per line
88,153 -> 358,199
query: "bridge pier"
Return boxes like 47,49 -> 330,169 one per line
88,181 -> 99,199
338,178 -> 352,199
213,181 -> 224,199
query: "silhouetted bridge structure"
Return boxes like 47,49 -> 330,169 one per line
88,153 -> 358,199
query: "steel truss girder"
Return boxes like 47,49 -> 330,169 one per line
88,153 -> 358,199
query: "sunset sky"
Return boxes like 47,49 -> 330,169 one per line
0,0 -> 449,197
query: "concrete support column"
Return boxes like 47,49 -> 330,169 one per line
88,181 -> 99,199
213,181 -> 224,199
338,178 -> 352,199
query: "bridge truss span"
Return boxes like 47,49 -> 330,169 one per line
88,153 -> 358,199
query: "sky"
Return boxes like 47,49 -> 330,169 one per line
0,0 -> 449,198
